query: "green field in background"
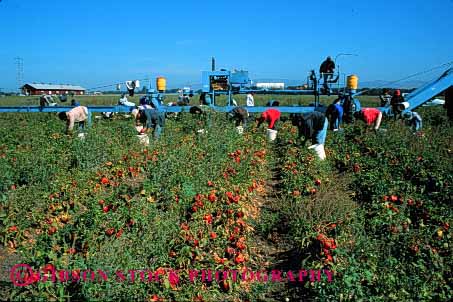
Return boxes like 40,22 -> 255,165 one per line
0,94 -> 382,107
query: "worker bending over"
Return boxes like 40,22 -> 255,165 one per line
290,111 -> 328,160
40,95 -> 57,107
257,108 -> 281,130
355,108 -> 383,131
228,107 -> 249,128
325,97 -> 344,131
132,108 -> 165,139
58,106 -> 88,134
403,111 -> 422,132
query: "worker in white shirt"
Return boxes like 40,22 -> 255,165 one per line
39,94 -> 57,107
246,92 -> 255,107
118,94 -> 136,107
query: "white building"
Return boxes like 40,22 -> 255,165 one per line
255,82 -> 285,90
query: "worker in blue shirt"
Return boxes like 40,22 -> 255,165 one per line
325,96 -> 344,131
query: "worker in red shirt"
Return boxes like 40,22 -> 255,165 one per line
257,108 -> 281,130
355,108 -> 383,131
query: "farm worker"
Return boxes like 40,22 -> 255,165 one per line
403,111 -> 422,132
309,70 -> 318,94
138,96 -> 153,110
132,108 -> 165,139
102,112 -> 114,119
177,93 -> 190,106
139,95 -> 149,106
59,93 -> 68,103
390,89 -> 405,117
266,100 -> 280,107
189,106 -> 203,115
355,108 -> 383,131
379,89 -> 392,107
246,92 -> 255,106
342,94 -> 360,123
290,111 -> 328,160
71,99 -> 80,106
319,56 -> 335,94
189,106 -> 212,130
228,107 -> 249,128
325,98 -> 344,131
199,92 -> 210,105
257,108 -> 281,130
39,94 -> 56,107
119,94 -> 135,107
444,86 -> 453,121
125,80 -> 139,97
58,106 -> 88,134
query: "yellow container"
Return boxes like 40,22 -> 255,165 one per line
347,75 -> 358,90
156,77 -> 166,92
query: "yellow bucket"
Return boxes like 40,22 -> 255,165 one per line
156,77 -> 166,92
347,75 -> 358,90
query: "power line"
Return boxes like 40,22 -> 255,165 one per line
14,57 -> 24,92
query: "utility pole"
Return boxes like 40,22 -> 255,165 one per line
15,57 -> 24,93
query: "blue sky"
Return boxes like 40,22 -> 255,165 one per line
0,0 -> 452,91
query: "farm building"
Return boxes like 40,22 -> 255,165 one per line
21,83 -> 86,96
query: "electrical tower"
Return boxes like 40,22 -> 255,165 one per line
15,57 -> 24,93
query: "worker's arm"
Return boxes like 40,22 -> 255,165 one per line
256,119 -> 263,128
256,114 -> 265,128
268,118 -> 276,130
67,113 -> 75,134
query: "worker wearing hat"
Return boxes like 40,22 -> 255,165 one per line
58,106 -> 89,134
132,108 -> 165,139
403,111 -> 422,132
390,89 -> 405,118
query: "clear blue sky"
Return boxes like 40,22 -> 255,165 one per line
0,0 -> 452,91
